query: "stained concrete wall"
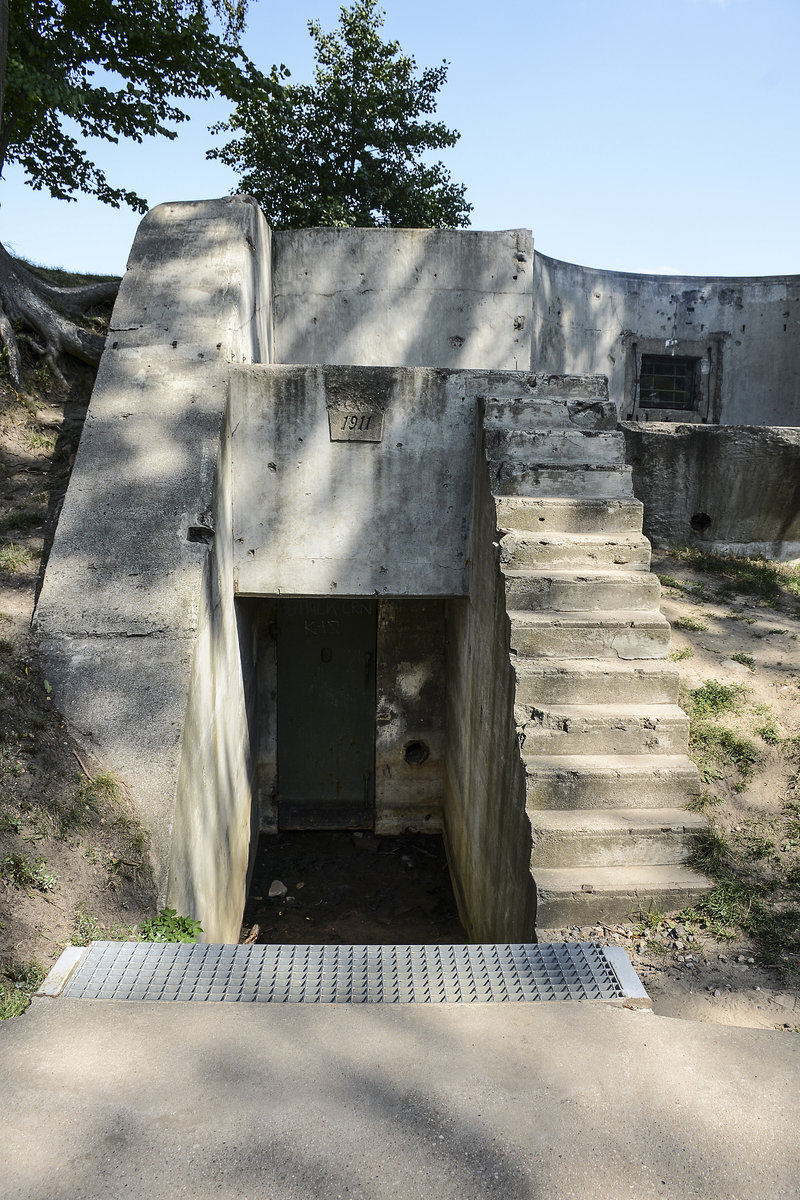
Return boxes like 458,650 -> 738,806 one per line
622,423 -> 800,561
533,252 -> 800,425
272,227 -> 533,371
229,365 -> 477,597
34,197 -> 273,934
444,427 -> 536,942
375,600 -> 446,835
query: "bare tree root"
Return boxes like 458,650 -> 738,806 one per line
0,241 -> 120,388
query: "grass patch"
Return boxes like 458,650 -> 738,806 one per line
670,646 -> 693,661
688,680 -> 747,719
0,507 -> 43,536
753,704 -> 781,745
674,615 -> 709,632
690,825 -> 734,874
26,429 -> 56,453
0,542 -> 31,573
685,791 -> 724,814
1,852 -> 59,892
0,959 -> 46,1021
671,545 -> 800,606
731,652 -> 756,669
657,574 -> 685,591
689,723 -> 762,783
138,908 -> 202,943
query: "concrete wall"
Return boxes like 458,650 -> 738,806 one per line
230,365 -> 478,597
272,227 -> 533,371
533,252 -> 800,425
166,405 -> 255,941
444,428 -> 536,942
34,197 -> 273,926
622,423 -> 800,561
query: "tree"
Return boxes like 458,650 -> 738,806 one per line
209,1 -> 471,230
0,0 -> 273,386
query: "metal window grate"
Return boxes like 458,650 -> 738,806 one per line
639,354 -> 697,410
53,941 -> 648,1005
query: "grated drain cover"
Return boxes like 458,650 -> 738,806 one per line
48,941 -> 648,1005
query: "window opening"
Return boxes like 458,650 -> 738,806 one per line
639,354 -> 697,411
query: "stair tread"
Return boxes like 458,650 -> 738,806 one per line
524,703 -> 687,719
495,496 -> 642,508
502,568 -> 655,581
533,864 -> 713,890
528,808 -> 707,832
502,531 -> 649,544
515,658 -> 677,674
525,753 -> 699,773
509,609 -> 669,626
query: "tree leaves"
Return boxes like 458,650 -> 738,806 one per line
209,0 -> 471,230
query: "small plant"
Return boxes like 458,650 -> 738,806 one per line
26,429 -> 56,453
72,905 -> 105,946
674,615 -> 708,632
685,791 -> 724,814
690,826 -> 734,874
731,652 -> 756,669
636,905 -> 665,935
690,723 -> 762,782
0,959 -> 46,1021
725,611 -> 757,625
670,646 -> 693,661
657,574 -> 685,591
138,907 -> 202,943
753,705 -> 781,745
1,852 -> 59,892
0,542 -> 31,573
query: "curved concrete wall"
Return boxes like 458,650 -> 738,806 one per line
532,252 -> 800,426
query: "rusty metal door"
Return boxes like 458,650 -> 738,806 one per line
277,598 -> 377,829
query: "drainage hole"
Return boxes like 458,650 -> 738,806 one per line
404,740 -> 429,765
690,512 -> 712,532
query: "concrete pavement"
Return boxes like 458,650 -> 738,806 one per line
1,997 -> 798,1199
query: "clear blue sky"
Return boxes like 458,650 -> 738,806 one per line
3,0 -> 798,278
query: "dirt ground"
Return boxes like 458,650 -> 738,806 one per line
242,830 -> 466,946
0,312 -> 798,1029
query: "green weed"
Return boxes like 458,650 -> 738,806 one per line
731,652 -> 756,669
25,429 -> 56,453
671,545 -> 800,606
685,792 -> 724,814
690,826 -> 734,874
674,615 -> 709,632
657,574 -> 685,591
0,959 -> 45,1021
688,680 -> 747,719
1,852 -> 59,892
690,723 -> 762,782
670,646 -> 693,661
138,908 -> 202,943
0,542 -> 31,573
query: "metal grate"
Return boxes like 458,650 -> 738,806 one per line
54,941 -> 647,1005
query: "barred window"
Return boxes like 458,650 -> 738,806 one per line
639,354 -> 697,411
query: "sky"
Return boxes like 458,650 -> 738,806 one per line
3,0 -> 799,278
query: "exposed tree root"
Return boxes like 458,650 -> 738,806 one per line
0,241 -> 119,388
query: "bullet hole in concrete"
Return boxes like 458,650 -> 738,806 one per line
187,525 -> 214,544
404,740 -> 429,765
690,512 -> 712,533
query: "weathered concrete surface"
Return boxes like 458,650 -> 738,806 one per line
444,434 -> 535,942
230,365 -> 478,597
34,197 -> 272,908
2,998 -> 799,1200
622,422 -> 800,560
273,226 -> 533,370
533,251 -> 800,424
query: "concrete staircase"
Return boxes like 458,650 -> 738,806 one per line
484,374 -> 711,928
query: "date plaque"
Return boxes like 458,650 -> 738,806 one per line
328,407 -> 384,443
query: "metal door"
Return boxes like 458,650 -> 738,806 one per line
277,598 -> 377,829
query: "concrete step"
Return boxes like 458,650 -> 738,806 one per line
489,462 -> 634,500
480,372 -> 609,403
514,659 -> 680,705
485,396 -> 617,432
485,427 -> 626,465
504,569 -> 659,612
500,532 -> 651,571
518,704 -> 689,756
509,610 -> 671,660
495,496 -> 644,535
533,864 -> 713,927
525,753 -> 701,810
528,808 -> 708,868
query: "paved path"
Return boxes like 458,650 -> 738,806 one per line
2,998 -> 798,1199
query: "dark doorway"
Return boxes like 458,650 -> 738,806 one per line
277,598 -> 377,830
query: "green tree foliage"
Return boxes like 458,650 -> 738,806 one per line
0,0 -> 273,385
210,1 -> 471,230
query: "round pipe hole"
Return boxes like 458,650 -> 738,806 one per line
404,740 -> 429,766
